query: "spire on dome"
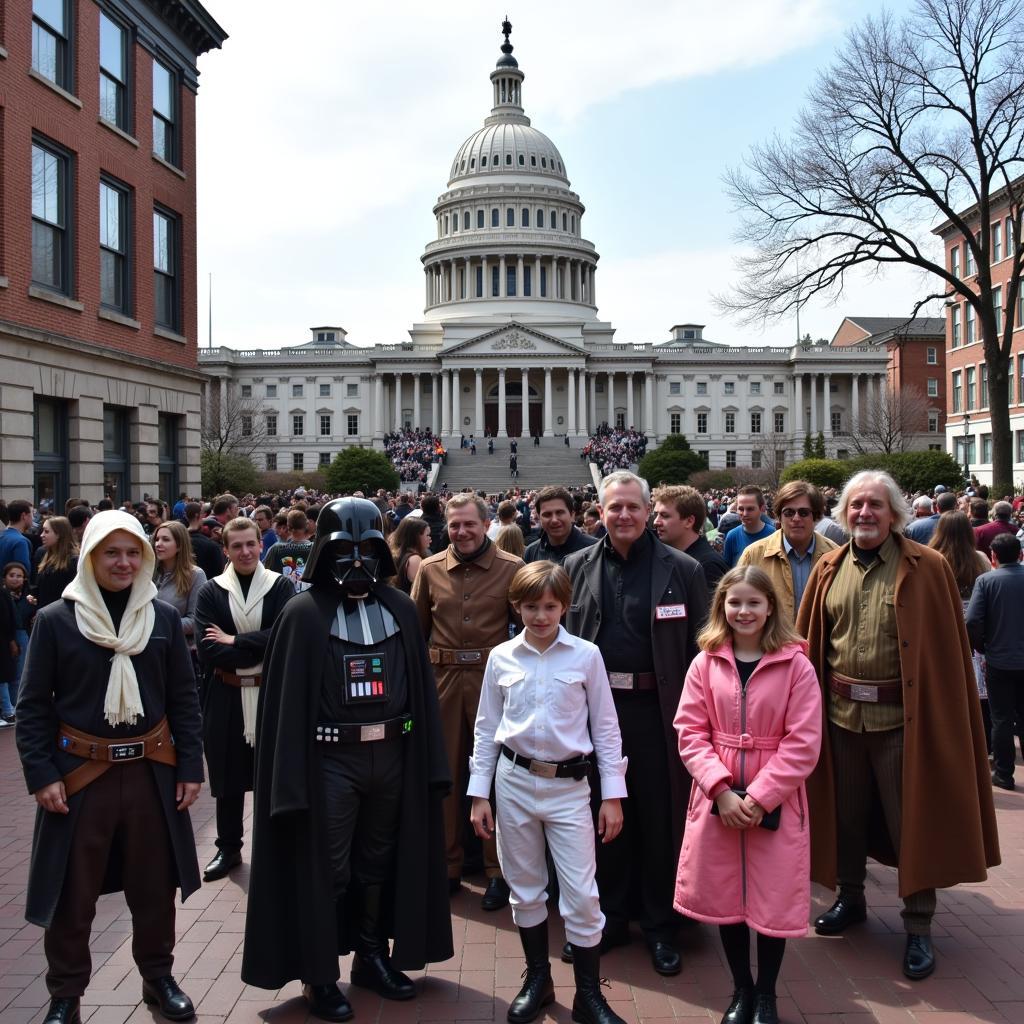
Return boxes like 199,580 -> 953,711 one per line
496,17 -> 518,68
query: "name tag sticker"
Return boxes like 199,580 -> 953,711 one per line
655,603 -> 687,620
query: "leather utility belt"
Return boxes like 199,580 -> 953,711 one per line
829,671 -> 903,704
57,717 -> 177,797
501,744 -> 589,780
607,669 -> 657,692
429,646 -> 493,667
316,714 -> 413,745
216,669 -> 261,688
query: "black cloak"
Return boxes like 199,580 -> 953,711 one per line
240,584 -> 453,989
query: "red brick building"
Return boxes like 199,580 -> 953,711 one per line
0,0 -> 225,506
830,316 -> 946,450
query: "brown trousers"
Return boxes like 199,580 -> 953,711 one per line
436,665 -> 500,879
830,723 -> 937,935
44,761 -> 177,997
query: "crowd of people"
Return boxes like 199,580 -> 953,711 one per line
581,425 -> 649,476
382,428 -> 446,482
2,466 -> 1019,1024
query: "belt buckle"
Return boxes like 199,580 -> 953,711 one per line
849,683 -> 878,703
738,733 -> 754,749
239,675 -> 258,687
608,672 -> 633,690
360,723 -> 386,742
528,759 -> 558,779
109,742 -> 145,762
455,650 -> 481,664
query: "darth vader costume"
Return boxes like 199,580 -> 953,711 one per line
241,499 -> 452,1021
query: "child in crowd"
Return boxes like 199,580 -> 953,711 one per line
674,566 -> 822,1024
469,562 -> 627,1024
0,563 -> 34,724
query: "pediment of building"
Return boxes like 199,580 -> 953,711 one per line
442,322 -> 583,359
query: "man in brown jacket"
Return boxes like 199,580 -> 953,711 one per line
798,470 -> 999,981
411,493 -> 523,910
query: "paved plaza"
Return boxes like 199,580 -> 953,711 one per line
1,729 -> 1022,1024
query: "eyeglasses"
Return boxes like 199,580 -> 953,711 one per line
781,507 -> 813,519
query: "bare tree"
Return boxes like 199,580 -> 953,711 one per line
720,0 -> 1024,494
201,385 -> 269,462
848,385 -> 934,454
750,432 -> 792,489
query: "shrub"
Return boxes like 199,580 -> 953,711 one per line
637,446 -> 707,488
779,458 -> 850,490
323,447 -> 400,494
846,450 -> 964,494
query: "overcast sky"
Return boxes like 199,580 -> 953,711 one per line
194,0 -> 929,353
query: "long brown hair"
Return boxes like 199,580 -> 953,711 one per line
697,565 -> 804,654
38,516 -> 78,574
152,520 -> 198,597
929,512 -> 985,596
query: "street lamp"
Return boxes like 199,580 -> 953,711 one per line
963,413 -> 971,484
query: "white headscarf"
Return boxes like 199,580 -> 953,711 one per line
62,510 -> 157,727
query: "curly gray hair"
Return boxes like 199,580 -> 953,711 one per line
835,470 -> 911,534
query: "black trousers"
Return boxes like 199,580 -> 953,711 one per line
45,763 -> 177,997
215,794 -> 245,853
987,665 -> 1024,780
322,739 -> 403,897
596,692 -> 676,942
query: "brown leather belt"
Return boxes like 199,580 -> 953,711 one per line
56,717 -> 177,797
829,671 -> 903,704
429,646 -> 493,667
607,670 -> 657,692
216,669 -> 262,687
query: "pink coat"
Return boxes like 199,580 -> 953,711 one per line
673,641 -> 822,938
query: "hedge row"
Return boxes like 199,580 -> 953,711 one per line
779,450 -> 964,494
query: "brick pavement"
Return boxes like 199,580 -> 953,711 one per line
2,727 -> 1023,1023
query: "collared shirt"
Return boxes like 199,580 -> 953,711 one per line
783,533 -> 816,613
598,530 -> 655,673
467,626 -> 627,800
825,533 -> 903,732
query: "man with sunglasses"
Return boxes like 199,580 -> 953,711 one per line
738,480 -> 837,621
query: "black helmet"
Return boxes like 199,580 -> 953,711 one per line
304,497 -> 397,591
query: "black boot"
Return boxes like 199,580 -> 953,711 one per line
141,975 -> 195,1020
507,923 -> 555,1023
349,884 -> 416,1000
43,999 -> 81,1024
302,983 -> 353,1022
721,987 -> 755,1024
569,942 -> 626,1024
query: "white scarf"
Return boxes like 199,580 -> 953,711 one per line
62,511 -> 157,727
213,560 -> 279,745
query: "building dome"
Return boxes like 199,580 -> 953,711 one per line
449,122 -> 568,187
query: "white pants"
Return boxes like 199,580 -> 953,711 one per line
494,751 -> 604,947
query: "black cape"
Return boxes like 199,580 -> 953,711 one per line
240,584 -> 453,989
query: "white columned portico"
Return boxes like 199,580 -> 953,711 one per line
822,372 -> 832,437
431,373 -> 440,435
607,372 -> 615,427
394,373 -> 403,431
498,369 -> 507,437
543,367 -> 553,437
567,369 -> 577,436
441,370 -> 451,435
521,368 -> 530,438
374,376 -> 384,438
809,374 -> 818,435
413,373 -> 421,429
451,369 -> 461,436
474,369 -> 484,437
644,373 -> 654,435
578,370 -> 588,436
851,373 -> 860,431
626,371 -> 635,429
574,261 -> 582,303
590,372 -> 597,430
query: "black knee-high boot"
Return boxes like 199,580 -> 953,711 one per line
349,885 -> 415,1000
569,943 -> 625,1024
507,923 -> 554,1023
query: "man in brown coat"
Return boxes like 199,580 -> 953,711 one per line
798,470 -> 999,981
411,493 -> 523,910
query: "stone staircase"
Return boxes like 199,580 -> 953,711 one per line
436,437 -> 596,492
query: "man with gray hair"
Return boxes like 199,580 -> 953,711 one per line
905,492 -> 956,544
798,470 -> 999,981
974,500 -> 1017,559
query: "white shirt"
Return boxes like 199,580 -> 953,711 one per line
468,626 -> 628,800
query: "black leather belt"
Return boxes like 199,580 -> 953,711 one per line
501,744 -> 589,779
316,714 -> 412,744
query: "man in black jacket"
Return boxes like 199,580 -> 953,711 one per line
524,486 -> 597,566
185,501 -> 224,580
652,485 -> 727,592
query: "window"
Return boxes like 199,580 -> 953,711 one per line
347,383 -> 358,397
831,411 -> 842,434
955,435 -> 976,468
725,412 -> 735,433
158,414 -> 179,501
491,265 -> 499,297
522,208 -> 529,228
450,213 -> 457,233
292,384 -> 303,398
967,303 -> 976,344
774,412 -> 785,433
347,414 -> 359,436
952,304 -> 961,347
319,452 -> 331,467
928,411 -> 939,433
669,382 -> 680,395
33,0 -> 71,90
993,222 -> 1003,263
696,381 -> 708,396
836,449 -> 850,460
292,453 -> 304,471
152,59 -> 176,163
99,12 -> 128,130
292,414 -> 304,436
523,265 -> 532,297
1008,216 -> 1015,257
266,384 -> 277,398
670,413 -> 681,433
506,265 -> 516,296
34,396 -> 68,508
775,450 -> 786,469
103,406 -> 131,504
491,208 -> 499,227
951,244 -> 960,278
240,384 -> 252,398
506,207 -> 515,227
698,450 -> 710,464
751,450 -> 762,469
697,412 -> 708,434
726,450 -> 737,468
981,364 -> 989,406
319,383 -> 331,397
926,346 -> 937,365
774,381 -> 785,395
966,242 -> 976,276
320,415 -> 331,436
571,215 -> 576,233
537,209 -> 544,228
443,216 -> 448,235
952,370 -> 962,412
1018,429 -> 1024,463
153,208 -> 178,329
994,286 -> 1003,333
266,414 -> 277,436
477,209 -> 484,228
266,453 -> 277,471
615,412 -> 625,430
966,365 -> 976,410
540,266 -> 547,297
463,211 -> 470,231
925,377 -> 938,398
751,412 -> 762,434
99,179 -> 129,312
750,381 -> 761,395
723,381 -> 735,395
241,415 -> 252,437
31,140 -> 70,293
562,213 -> 567,231
982,433 -> 992,463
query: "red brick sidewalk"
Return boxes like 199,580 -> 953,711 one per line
2,727 -> 1022,1023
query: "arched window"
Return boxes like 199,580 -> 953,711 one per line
464,211 -> 470,230
452,214 -> 458,232
481,155 -> 488,167
541,157 -> 547,168
506,153 -> 512,165
477,209 -> 484,229
470,157 -> 476,169
506,207 -> 515,227
460,160 -> 466,171
518,154 -> 525,166
557,162 -> 562,172
444,215 -> 449,234
491,208 -> 499,227
571,215 -> 576,233
530,155 -> 536,167
562,212 -> 567,231
537,209 -> 544,228
522,208 -> 530,227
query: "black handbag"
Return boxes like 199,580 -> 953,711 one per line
710,788 -> 781,831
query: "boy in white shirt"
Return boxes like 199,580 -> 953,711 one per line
469,562 -> 627,1024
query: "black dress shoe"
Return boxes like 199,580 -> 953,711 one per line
751,993 -> 779,1024
142,976 -> 195,1021
302,983 -> 354,1022
351,951 -> 416,1000
202,849 -> 241,882
903,934 -> 936,980
647,940 -> 682,976
813,897 -> 867,935
43,998 -> 81,1024
481,876 -> 511,911
992,772 -> 1016,791
720,987 -> 754,1024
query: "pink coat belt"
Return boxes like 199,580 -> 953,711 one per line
711,730 -> 782,751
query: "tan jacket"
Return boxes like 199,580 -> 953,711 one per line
737,527 -> 838,624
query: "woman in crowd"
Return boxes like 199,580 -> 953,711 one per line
494,523 -> 526,558
152,519 -> 207,678
3,563 -> 34,722
390,515 -> 432,593
31,515 -> 78,610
